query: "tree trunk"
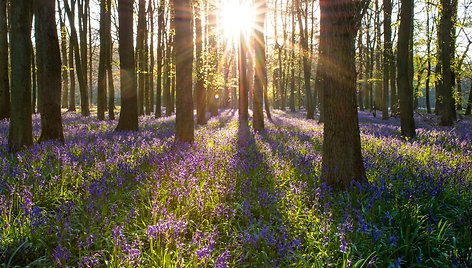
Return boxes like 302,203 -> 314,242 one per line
97,0 -> 108,121
174,0 -> 194,142
320,0 -> 367,188
78,0 -> 89,110
0,0 -> 9,119
8,0 -> 33,151
116,0 -> 138,131
107,3 -> 115,121
382,0 -> 391,120
68,34 -> 76,111
438,0 -> 456,126
289,5 -> 296,112
239,32 -> 249,123
58,0 -> 69,110
64,0 -> 89,116
195,1 -> 206,125
155,0 -> 164,118
253,0 -> 266,131
296,0 -> 313,119
425,2 -> 432,114
149,0 -> 155,114
35,0 -> 64,142
397,0 -> 415,138
137,0 -> 145,116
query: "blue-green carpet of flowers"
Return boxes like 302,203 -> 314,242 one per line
0,109 -> 471,267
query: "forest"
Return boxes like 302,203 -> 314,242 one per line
0,0 -> 471,266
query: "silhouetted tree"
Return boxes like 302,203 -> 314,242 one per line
0,0 -> 9,120
8,0 -> 33,151
320,0 -> 368,188
116,0 -> 138,131
174,0 -> 194,142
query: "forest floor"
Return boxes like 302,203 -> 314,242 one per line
0,109 -> 471,267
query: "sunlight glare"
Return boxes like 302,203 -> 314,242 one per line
220,0 -> 255,42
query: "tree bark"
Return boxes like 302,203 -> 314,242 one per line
320,0 -> 367,188
116,0 -> 138,131
253,0 -> 265,131
68,31 -> 76,111
64,0 -> 89,116
195,1 -> 206,125
8,0 -> 33,151
239,32 -> 249,123
155,0 -> 164,118
437,0 -> 456,126
97,0 -> 108,120
382,0 -> 392,120
0,0 -> 9,119
174,0 -> 194,142
58,0 -> 69,109
397,0 -> 415,138
136,0 -> 146,116
35,0 -> 64,142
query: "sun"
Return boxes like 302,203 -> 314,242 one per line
219,0 -> 255,42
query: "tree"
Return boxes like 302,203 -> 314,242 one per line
437,0 -> 456,126
0,0 -> 9,120
8,0 -> 33,151
57,0 -> 69,109
397,0 -> 415,138
155,0 -> 165,118
97,0 -> 109,121
174,0 -> 194,142
296,0 -> 314,119
239,32 -> 249,123
137,0 -> 146,116
35,0 -> 64,142
382,0 -> 392,120
116,0 -> 138,131
320,0 -> 367,188
253,0 -> 266,131
195,0 -> 206,125
64,0 -> 90,116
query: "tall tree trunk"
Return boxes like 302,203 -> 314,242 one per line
107,3 -> 115,121
320,0 -> 367,188
253,0 -> 265,131
425,2 -> 432,114
64,0 -> 89,116
58,0 -> 69,109
8,0 -> 33,151
296,0 -> 314,119
239,32 -> 249,123
88,2 -> 93,107
97,0 -> 108,120
174,0 -> 194,142
382,0 -> 392,120
35,0 -> 64,142
397,0 -> 415,138
0,0 -> 9,119
68,33 -> 76,111
137,0 -> 146,116
149,0 -> 155,113
289,5 -> 296,112
155,0 -> 164,118
78,0 -> 89,110
207,4 -> 218,117
116,0 -> 138,131
195,0 -> 206,125
438,0 -> 456,126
